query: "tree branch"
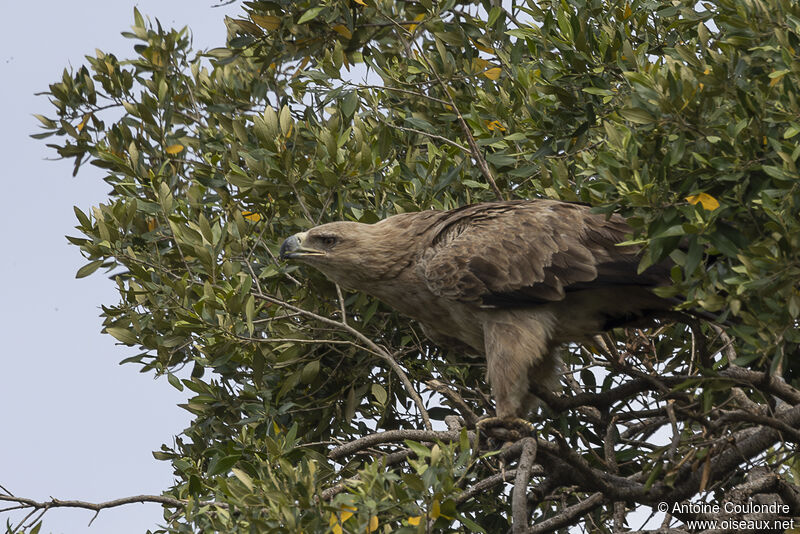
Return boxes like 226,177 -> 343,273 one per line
254,292 -> 432,430
528,492 -> 605,534
0,493 -> 211,532
512,437 -> 537,533
329,428 -> 471,460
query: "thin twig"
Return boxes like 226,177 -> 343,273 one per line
380,11 -> 504,199
335,284 -> 347,325
254,292 -> 432,430
373,114 -> 469,152
665,400 -> 681,460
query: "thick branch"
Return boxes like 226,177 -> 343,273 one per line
426,379 -> 480,426
648,403 -> 800,503
512,438 -> 537,534
527,492 -> 605,534
720,366 -> 800,405
456,470 -> 518,504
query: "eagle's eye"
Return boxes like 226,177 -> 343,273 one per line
321,236 -> 337,247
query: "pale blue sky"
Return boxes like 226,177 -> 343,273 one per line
0,2 -> 240,532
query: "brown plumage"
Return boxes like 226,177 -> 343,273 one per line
280,199 -> 671,419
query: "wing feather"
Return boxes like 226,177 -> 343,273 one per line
418,200 -> 666,306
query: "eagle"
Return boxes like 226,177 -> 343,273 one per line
280,199 -> 671,421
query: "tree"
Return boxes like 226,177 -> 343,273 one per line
6,0 -> 800,532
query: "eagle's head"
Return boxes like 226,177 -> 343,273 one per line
280,219 -> 416,288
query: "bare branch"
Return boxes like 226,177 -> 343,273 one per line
335,284 -> 347,325
0,493 -> 215,531
456,470 -> 518,504
528,492 -> 605,534
329,428 -> 472,460
512,438 -> 537,533
0,493 -> 189,511
426,379 -> 480,426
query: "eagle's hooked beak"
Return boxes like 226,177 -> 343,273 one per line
279,232 -> 324,260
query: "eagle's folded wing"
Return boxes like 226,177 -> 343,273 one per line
418,200 -> 667,306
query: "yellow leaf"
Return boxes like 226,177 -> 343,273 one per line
329,510 -> 345,534
486,120 -> 506,132
147,217 -> 157,232
242,211 -> 261,222
252,14 -> 280,31
770,72 -> 785,87
473,58 -> 489,71
408,516 -> 422,526
332,24 -> 352,39
405,13 -> 425,33
431,499 -> 441,520
293,56 -> 310,79
686,193 -> 720,211
471,38 -> 494,54
332,504 -> 356,525
623,3 -> 632,18
77,113 -> 92,132
353,0 -> 367,5
165,144 -> 184,155
367,515 -> 379,532
483,67 -> 501,80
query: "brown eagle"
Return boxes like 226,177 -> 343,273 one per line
280,200 -> 671,420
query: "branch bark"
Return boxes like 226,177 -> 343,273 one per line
0,493 -> 207,532
512,437 -> 537,534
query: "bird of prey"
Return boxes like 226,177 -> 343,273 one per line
280,199 -> 671,421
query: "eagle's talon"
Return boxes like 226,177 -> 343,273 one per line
477,416 -> 536,442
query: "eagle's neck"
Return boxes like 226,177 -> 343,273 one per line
347,212 -> 441,282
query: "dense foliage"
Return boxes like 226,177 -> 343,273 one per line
20,0 -> 800,531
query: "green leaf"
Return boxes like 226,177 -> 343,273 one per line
231,467 -> 254,491
458,514 -> 486,533
106,327 -> 138,345
619,108 -> 655,124
75,260 -> 103,278
167,373 -> 184,391
405,440 -> 431,458
582,87 -> 614,96
301,360 -> 320,384
207,454 -> 240,477
461,179 -> 489,189
297,7 -> 324,25
245,295 -> 255,335
371,383 -> 387,405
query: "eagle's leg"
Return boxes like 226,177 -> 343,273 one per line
480,312 -> 557,440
